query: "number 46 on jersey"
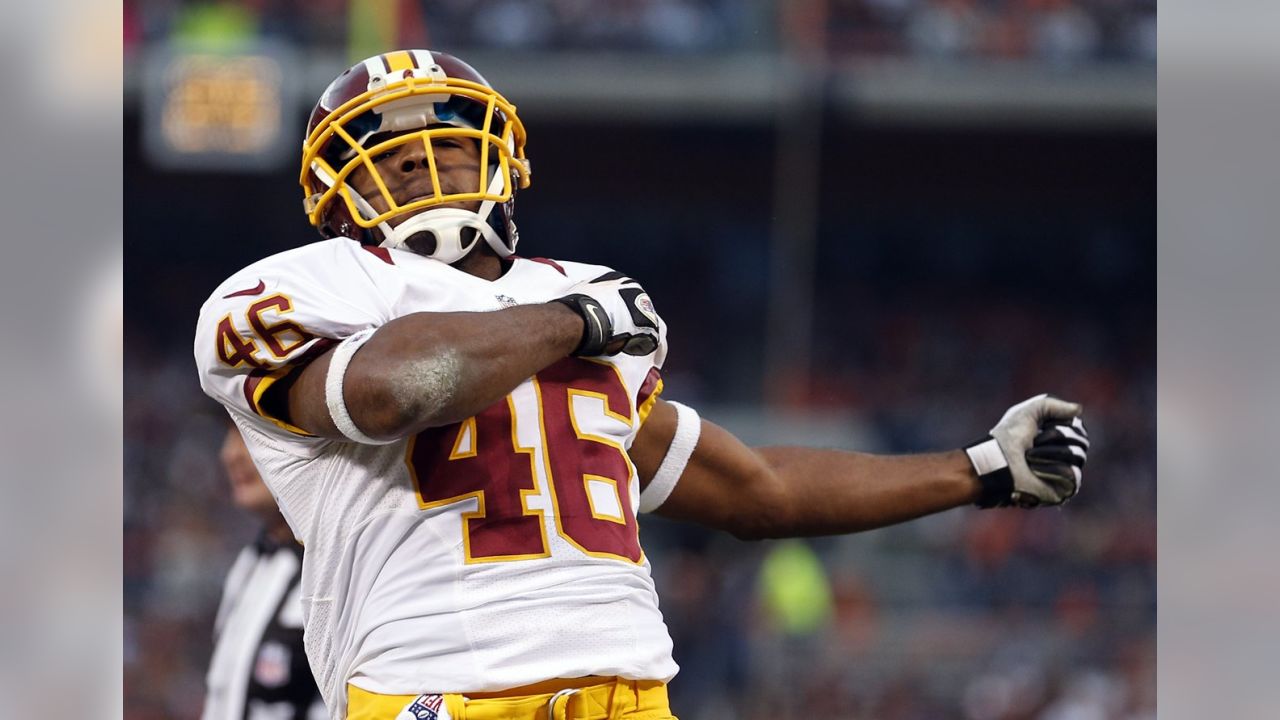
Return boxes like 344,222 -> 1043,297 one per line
409,357 -> 658,565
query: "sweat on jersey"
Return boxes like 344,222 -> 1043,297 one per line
193,239 -> 676,719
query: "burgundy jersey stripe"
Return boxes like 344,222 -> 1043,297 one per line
362,246 -> 395,265
528,257 -> 567,276
636,367 -> 662,408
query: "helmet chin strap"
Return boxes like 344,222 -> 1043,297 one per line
379,208 -> 500,263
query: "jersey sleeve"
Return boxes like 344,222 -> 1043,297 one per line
194,240 -> 399,446
635,366 -> 664,427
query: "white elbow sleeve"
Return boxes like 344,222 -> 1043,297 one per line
639,401 -> 701,513
324,328 -> 397,445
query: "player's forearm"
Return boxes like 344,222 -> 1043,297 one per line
644,409 -> 982,540
745,447 -> 981,538
285,303 -> 582,441
348,303 -> 582,437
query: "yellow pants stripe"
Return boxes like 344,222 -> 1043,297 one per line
347,677 -> 675,720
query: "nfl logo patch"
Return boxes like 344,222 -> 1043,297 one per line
396,694 -> 451,720
636,293 -> 658,325
252,642 -> 291,687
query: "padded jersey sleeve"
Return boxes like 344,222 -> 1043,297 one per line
194,240 -> 400,446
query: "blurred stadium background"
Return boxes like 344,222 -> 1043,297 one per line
124,1 -> 1154,718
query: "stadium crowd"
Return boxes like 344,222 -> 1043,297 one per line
124,0 -> 1155,62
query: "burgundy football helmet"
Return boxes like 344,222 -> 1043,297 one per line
300,50 -> 530,263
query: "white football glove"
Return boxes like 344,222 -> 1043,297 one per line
552,272 -> 664,360
965,394 -> 1090,508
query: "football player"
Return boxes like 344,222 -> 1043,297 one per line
195,49 -> 1089,720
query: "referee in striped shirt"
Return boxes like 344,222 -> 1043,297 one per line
202,424 -> 325,719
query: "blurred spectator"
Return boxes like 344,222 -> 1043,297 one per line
830,0 -> 1152,61
907,0 -> 986,60
1028,0 -> 1102,66
470,0 -> 556,49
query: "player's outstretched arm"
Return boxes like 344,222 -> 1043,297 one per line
631,399 -> 979,538
630,395 -> 1089,539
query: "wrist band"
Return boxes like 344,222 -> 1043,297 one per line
965,436 -> 1014,508
325,328 -> 397,445
639,401 -> 701,513
552,295 -> 610,356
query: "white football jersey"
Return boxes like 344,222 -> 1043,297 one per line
194,238 -> 677,718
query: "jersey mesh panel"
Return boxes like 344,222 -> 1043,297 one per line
308,441 -> 419,702
236,415 -> 422,707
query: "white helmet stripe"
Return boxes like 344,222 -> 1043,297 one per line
312,161 -> 336,189
413,49 -> 436,70
362,56 -> 385,80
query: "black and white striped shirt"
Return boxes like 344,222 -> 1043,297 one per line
202,531 -> 325,720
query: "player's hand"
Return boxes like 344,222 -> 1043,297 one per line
965,394 -> 1089,508
552,272 -> 662,358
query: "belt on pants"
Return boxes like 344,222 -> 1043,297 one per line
346,675 -> 674,720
